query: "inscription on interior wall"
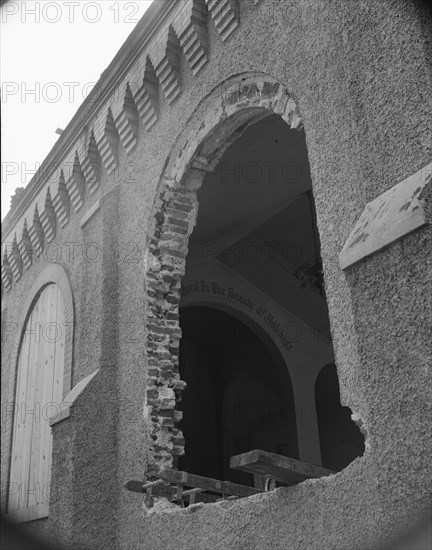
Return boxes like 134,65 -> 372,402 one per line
181,279 -> 297,352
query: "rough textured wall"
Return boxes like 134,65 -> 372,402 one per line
127,1 -> 430,549
1,0 -> 431,549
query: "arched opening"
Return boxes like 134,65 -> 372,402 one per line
176,113 -> 364,484
178,306 -> 298,486
145,76 -> 364,486
315,364 -> 365,471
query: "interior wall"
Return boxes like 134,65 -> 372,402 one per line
178,305 -> 298,485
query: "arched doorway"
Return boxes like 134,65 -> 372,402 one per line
178,306 -> 298,486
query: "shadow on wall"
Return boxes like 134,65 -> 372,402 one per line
178,306 -> 298,486
1,512 -> 431,550
1,516 -> 57,550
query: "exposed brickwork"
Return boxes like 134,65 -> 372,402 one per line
145,183 -> 197,478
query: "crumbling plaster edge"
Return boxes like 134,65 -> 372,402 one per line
141,458 -> 365,518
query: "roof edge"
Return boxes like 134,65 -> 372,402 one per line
2,0 -> 174,234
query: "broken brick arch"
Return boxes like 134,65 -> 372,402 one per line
144,73 -> 304,478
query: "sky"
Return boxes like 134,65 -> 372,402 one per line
0,0 -> 153,219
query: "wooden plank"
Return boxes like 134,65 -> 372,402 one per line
5,502 -> 49,524
37,284 -> 59,508
125,480 -> 185,498
53,286 -> 65,407
7,303 -> 34,513
230,450 -> 335,485
125,480 -> 219,504
38,285 -> 65,509
26,285 -> 51,509
19,293 -> 44,510
28,295 -> 46,508
8,285 -> 66,515
160,470 -> 262,498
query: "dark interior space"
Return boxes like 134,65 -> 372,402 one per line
177,114 -> 364,486
315,363 -> 365,471
178,306 -> 298,486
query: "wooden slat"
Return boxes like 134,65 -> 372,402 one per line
8,303 -> 34,512
230,450 -> 335,485
19,293 -> 44,509
159,470 -> 262,498
27,285 -> 52,509
125,480 -> 219,504
53,286 -> 65,408
28,290 -> 47,507
38,284 -> 60,506
39,285 -> 64,506
125,480 -> 173,494
7,284 -> 66,516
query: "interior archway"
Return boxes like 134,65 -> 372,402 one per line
178,305 -> 298,485
176,113 -> 364,484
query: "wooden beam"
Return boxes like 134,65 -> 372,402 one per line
125,480 -> 175,496
125,480 -> 219,504
230,450 -> 335,485
159,470 -> 262,498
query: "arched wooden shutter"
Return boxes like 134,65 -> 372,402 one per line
8,283 -> 65,520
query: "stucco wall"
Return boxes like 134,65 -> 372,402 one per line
1,0 -> 431,549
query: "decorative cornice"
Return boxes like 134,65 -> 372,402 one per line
2,0 -> 175,232
135,57 -> 159,130
52,171 -> 70,227
205,0 -> 240,42
114,84 -> 139,154
1,0 -> 265,293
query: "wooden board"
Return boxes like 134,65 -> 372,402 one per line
7,284 -> 65,517
159,469 -> 262,498
230,450 -> 334,485
125,480 -> 219,504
